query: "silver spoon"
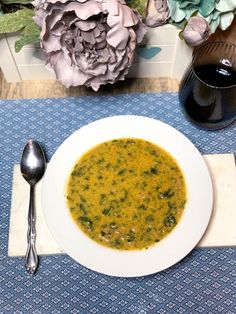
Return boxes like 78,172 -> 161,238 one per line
20,140 -> 46,275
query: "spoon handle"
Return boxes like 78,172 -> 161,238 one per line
25,185 -> 38,275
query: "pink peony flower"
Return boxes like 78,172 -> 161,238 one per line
182,16 -> 211,47
146,0 -> 170,27
33,0 -> 146,91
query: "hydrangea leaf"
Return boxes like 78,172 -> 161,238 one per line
0,8 -> 40,51
15,22 -> 40,52
126,0 -> 148,18
1,0 -> 32,4
0,8 -> 34,33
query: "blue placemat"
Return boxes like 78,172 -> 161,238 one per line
0,92 -> 235,314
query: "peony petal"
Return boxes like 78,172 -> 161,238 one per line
51,21 -> 64,36
95,41 -> 106,49
117,0 -> 126,5
74,40 -> 84,52
98,47 -> 110,62
64,1 -> 103,20
41,8 -> 64,39
108,49 -> 124,71
146,0 -> 170,27
94,30 -> 106,43
132,20 -> 146,44
107,26 -> 129,49
81,30 -> 96,44
72,50 -> 108,76
42,34 -> 62,52
155,0 -> 169,11
106,3 -> 139,27
51,51 -> 91,87
64,14 -> 79,27
102,0 -> 119,16
108,47 -> 116,63
93,27 -> 101,38
75,20 -> 97,31
85,63 -> 107,76
45,0 -> 87,4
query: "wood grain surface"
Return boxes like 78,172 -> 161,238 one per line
0,70 -> 179,99
208,16 -> 236,44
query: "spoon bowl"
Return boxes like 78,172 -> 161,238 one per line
21,140 -> 46,185
20,139 -> 46,274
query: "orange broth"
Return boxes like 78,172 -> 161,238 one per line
66,138 -> 186,250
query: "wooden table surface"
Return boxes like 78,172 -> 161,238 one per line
0,69 -> 179,99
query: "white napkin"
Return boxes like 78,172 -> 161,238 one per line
8,154 -> 236,257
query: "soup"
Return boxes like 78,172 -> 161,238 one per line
66,138 -> 186,250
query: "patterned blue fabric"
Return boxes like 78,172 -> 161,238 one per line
0,92 -> 235,314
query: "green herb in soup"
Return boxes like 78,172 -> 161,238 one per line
66,138 -> 186,250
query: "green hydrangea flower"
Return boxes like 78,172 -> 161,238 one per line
167,0 -> 236,33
